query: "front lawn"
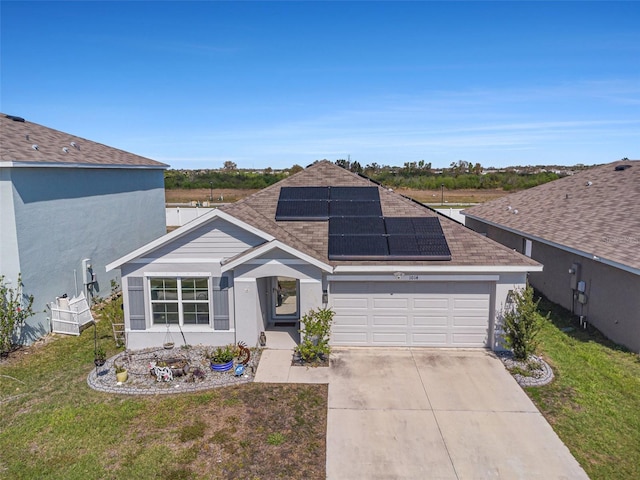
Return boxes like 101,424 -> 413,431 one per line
0,317 -> 327,480
526,297 -> 640,480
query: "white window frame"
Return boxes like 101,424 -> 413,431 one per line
149,276 -> 211,327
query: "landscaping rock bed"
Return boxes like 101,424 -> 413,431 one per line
497,351 -> 554,387
87,345 -> 262,395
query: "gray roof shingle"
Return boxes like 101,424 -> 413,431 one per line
220,161 -> 539,268
1,113 -> 167,168
464,160 -> 640,271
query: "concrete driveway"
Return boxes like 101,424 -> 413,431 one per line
255,346 -> 589,479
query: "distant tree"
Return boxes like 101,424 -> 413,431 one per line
223,161 -> 237,171
350,161 -> 363,173
364,162 -> 381,175
335,159 -> 351,170
289,164 -> 304,174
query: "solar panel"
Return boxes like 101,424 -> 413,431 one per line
384,216 -> 444,235
387,235 -> 451,260
329,216 -> 385,235
330,186 -> 380,201
415,236 -> 451,258
387,235 -> 421,256
278,186 -> 329,200
329,200 -> 383,217
328,235 -> 389,259
412,217 -> 445,236
275,200 -> 329,221
384,217 -> 415,235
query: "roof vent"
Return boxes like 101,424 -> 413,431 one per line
32,144 -> 39,150
586,181 -> 592,186
62,147 -> 69,153
614,164 -> 631,171
5,114 -> 25,122
70,141 -> 79,150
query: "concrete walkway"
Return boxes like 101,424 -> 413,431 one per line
254,347 -> 589,480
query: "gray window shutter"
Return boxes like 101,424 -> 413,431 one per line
128,277 -> 146,330
212,276 -> 229,330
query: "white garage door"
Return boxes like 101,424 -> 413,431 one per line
330,281 -> 492,347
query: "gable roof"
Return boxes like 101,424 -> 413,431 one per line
106,209 -> 274,271
0,113 -> 168,168
464,160 -> 640,273
218,161 -> 540,270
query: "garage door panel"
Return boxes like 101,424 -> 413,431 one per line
452,332 -> 488,345
372,332 -> 408,344
332,331 -> 369,344
414,297 -> 449,309
372,315 -> 408,326
453,297 -> 490,309
333,297 -> 369,309
334,314 -> 369,326
412,333 -> 448,345
330,281 -> 491,347
413,315 -> 448,326
453,315 -> 490,327
373,297 -> 408,309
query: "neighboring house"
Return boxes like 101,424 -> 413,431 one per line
0,113 -> 168,343
108,161 -> 541,350
464,160 -> 640,353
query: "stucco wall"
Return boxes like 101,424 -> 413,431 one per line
7,167 -> 166,343
467,217 -> 640,353
530,241 -> 640,352
0,170 -> 20,285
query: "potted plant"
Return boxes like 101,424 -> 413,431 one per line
209,344 -> 235,372
94,346 -> 107,367
115,363 -> 128,383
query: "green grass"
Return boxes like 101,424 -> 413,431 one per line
0,310 -> 327,479
526,297 -> 640,480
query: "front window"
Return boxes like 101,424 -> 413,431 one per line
151,277 -> 210,326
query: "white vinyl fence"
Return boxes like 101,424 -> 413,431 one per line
166,206 -> 214,227
50,292 -> 94,336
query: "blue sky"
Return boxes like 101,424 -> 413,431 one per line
2,1 -> 639,170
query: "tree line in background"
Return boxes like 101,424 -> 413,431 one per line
164,158 -> 573,191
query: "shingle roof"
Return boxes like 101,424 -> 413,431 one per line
464,160 -> 640,271
0,113 -> 167,168
220,161 -> 540,268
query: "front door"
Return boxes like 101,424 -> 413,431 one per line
271,276 -> 299,325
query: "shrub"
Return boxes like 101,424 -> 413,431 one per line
0,274 -> 35,355
502,285 -> 548,361
296,308 -> 334,363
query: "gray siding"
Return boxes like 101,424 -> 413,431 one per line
149,218 -> 265,260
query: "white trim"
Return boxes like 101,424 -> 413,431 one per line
328,274 -> 500,282
221,240 -> 333,273
0,160 -> 167,170
332,264 -> 542,273
234,277 -> 256,283
131,258 -> 223,264
143,272 -> 211,277
244,259 -> 311,265
464,213 -> 640,276
299,278 -> 322,284
106,210 -> 274,271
